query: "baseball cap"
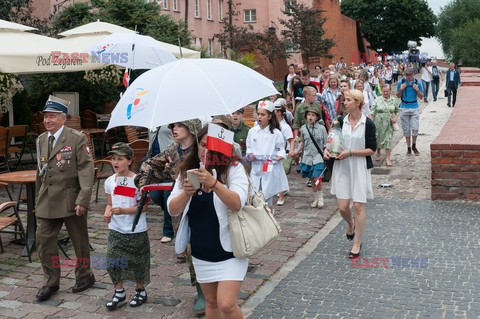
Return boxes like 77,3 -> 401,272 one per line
108,142 -> 134,158
274,98 -> 286,110
43,95 -> 70,114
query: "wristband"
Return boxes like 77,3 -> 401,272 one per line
349,149 -> 353,157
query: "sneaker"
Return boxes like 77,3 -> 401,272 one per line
412,145 -> 419,155
407,147 -> 412,155
160,236 -> 172,243
277,198 -> 285,206
307,180 -> 312,187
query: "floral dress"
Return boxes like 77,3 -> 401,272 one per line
370,96 -> 400,149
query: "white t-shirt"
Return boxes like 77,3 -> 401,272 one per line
421,66 -> 433,82
279,119 -> 294,151
104,174 -> 146,234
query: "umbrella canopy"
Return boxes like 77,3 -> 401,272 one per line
107,59 -> 278,131
89,33 -> 176,69
0,19 -> 36,31
58,20 -> 133,37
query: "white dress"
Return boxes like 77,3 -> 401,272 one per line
246,125 -> 289,200
330,114 -> 374,203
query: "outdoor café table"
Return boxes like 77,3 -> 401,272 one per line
0,170 -> 36,257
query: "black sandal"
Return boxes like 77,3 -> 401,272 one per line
130,288 -> 147,307
106,289 -> 126,310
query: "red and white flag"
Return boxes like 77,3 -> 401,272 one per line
122,68 -> 130,88
206,123 -> 234,157
113,176 -> 136,198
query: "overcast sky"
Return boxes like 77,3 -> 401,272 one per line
418,0 -> 452,59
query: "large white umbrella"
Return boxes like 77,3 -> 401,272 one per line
0,19 -> 36,31
107,59 -> 278,131
89,33 -> 176,69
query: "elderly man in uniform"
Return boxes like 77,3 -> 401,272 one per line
35,96 -> 95,301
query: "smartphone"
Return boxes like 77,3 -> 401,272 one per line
186,169 -> 201,189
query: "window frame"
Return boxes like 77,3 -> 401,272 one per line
194,0 -> 201,18
244,9 -> 256,23
207,0 -> 212,20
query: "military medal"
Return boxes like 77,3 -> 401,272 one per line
41,155 -> 46,162
56,161 -> 62,168
57,153 -> 62,161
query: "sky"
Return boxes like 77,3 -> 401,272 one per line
418,0 -> 452,59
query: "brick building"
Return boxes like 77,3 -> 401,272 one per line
32,0 -> 374,80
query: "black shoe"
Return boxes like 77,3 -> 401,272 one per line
349,244 -> 362,259
447,103 -> 451,107
36,285 -> 59,301
106,289 -> 127,310
412,145 -> 419,156
346,221 -> 355,241
72,275 -> 95,293
407,147 -> 412,155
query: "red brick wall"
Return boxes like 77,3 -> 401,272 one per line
431,80 -> 480,201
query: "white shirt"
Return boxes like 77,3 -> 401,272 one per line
279,119 -> 294,151
246,125 -> 289,199
47,125 -> 64,148
168,164 -> 249,254
421,66 -> 433,82
450,70 -> 455,81
104,174 -> 145,234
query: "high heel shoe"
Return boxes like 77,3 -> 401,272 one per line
348,244 -> 362,258
346,220 -> 355,241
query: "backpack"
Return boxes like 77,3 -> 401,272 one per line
400,78 -> 419,104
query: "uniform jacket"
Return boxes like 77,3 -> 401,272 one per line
35,127 -> 94,219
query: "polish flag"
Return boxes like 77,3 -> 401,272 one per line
206,123 -> 234,157
122,68 -> 130,88
114,185 -> 136,197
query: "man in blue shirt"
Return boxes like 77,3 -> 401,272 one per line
445,62 -> 461,107
396,67 -> 424,155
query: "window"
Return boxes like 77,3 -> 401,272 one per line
162,0 -> 169,10
207,0 -> 212,20
173,0 -> 178,11
244,9 -> 256,23
194,0 -> 200,18
208,39 -> 213,57
218,0 -> 223,20
285,0 -> 297,13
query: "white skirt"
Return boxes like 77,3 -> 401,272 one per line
192,256 -> 248,283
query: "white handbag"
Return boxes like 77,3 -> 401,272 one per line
228,178 -> 281,258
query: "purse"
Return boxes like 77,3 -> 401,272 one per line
444,89 -> 448,98
305,126 -> 332,182
228,177 -> 281,258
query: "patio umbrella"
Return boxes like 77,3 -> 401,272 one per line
0,19 -> 36,31
89,33 -> 176,69
106,59 -> 278,131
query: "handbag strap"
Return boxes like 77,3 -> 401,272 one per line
306,125 -> 324,158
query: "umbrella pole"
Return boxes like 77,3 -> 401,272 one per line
177,38 -> 183,58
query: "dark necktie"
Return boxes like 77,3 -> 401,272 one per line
48,135 -> 55,158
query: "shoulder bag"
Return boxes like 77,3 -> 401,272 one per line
228,177 -> 281,258
305,126 -> 333,182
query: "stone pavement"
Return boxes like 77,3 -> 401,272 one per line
243,88 -> 480,317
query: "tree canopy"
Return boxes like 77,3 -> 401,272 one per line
436,0 -> 480,66
279,2 -> 334,66
51,0 -> 190,45
341,0 -> 436,53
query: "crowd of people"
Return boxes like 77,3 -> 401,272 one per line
33,58 -> 461,318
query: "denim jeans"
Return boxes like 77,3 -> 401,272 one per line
431,77 -> 440,100
150,189 -> 174,238
422,80 -> 430,100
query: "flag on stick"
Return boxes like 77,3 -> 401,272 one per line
122,68 -> 130,88
206,123 -> 234,157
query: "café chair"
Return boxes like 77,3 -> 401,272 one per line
0,127 -> 10,173
7,125 -> 28,169
128,140 -> 149,173
0,199 -> 32,262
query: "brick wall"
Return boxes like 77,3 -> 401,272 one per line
431,78 -> 480,201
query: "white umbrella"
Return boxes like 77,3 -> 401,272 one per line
88,32 -> 176,69
58,20 -> 133,37
0,19 -> 36,31
107,59 -> 278,131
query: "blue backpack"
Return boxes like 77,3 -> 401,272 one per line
400,78 -> 418,104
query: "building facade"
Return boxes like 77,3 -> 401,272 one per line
33,0 -> 373,80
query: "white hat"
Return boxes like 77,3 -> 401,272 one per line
273,98 -> 286,110
258,100 -> 274,113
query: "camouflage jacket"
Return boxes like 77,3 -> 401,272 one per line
134,142 -> 191,188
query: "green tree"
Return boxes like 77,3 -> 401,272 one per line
279,2 -> 335,67
436,0 -> 480,64
341,0 -> 436,53
255,28 -> 291,79
450,19 -> 480,67
214,0 -> 257,58
0,0 -> 48,32
51,0 -> 190,45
